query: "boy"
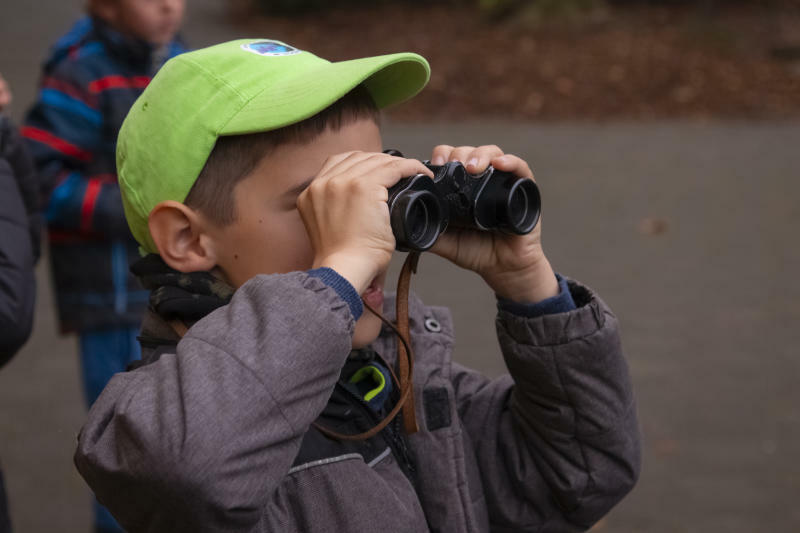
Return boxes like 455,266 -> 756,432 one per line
75,40 -> 641,532
22,1 -> 186,531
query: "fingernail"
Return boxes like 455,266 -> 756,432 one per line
467,157 -> 479,169
431,155 -> 445,165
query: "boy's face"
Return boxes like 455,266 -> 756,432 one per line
97,0 -> 185,46
206,118 -> 387,349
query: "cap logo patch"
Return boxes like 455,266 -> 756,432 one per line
241,41 -> 301,57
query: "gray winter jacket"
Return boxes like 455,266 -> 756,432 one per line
74,272 -> 640,532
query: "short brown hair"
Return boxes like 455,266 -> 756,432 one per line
184,85 -> 379,225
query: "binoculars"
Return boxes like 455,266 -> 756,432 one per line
386,151 -> 541,252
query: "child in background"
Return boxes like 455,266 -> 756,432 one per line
75,40 -> 641,532
22,2 -> 186,532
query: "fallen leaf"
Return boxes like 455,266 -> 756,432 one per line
639,217 -> 669,235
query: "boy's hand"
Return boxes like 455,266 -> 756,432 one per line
429,145 -> 559,304
0,73 -> 11,111
298,151 -> 434,295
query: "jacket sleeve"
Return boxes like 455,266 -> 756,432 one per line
0,156 -> 36,367
451,279 -> 641,532
74,273 -> 356,532
1,116 -> 43,262
23,59 -> 129,238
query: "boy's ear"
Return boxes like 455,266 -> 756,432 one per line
148,201 -> 217,273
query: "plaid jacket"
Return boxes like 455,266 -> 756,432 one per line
24,16 -> 186,331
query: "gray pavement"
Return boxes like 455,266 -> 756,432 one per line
389,121 -> 800,533
2,1 -> 800,532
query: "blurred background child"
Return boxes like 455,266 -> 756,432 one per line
21,2 -> 187,532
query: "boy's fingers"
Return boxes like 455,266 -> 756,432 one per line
314,153 -> 433,197
465,145 -> 504,174
428,231 -> 458,262
317,150 -> 370,177
325,152 -> 400,183
430,145 -> 454,166
491,154 -> 534,180
428,228 -> 486,268
326,151 -> 431,182
448,146 -> 476,164
358,156 -> 434,189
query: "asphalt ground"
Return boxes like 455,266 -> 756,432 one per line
2,1 -> 799,531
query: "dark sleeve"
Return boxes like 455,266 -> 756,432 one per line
22,59 -> 130,238
0,154 -> 36,367
451,279 -> 641,532
307,266 -> 363,319
496,273 -> 576,317
1,116 -> 43,261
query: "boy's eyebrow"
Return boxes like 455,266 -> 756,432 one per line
284,177 -> 315,198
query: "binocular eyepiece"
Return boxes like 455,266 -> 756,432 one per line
386,151 -> 541,252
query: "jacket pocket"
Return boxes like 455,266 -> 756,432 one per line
264,450 -> 428,532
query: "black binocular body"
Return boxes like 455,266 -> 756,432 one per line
387,158 -> 541,252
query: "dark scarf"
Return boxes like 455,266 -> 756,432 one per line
131,254 -> 235,323
130,255 -> 395,417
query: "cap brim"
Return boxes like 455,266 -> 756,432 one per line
220,52 -> 430,135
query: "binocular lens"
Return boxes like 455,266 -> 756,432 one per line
502,179 -> 540,234
390,188 -> 443,251
407,198 -> 430,243
509,186 -> 528,225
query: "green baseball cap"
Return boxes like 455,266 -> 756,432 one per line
118,39 -> 430,254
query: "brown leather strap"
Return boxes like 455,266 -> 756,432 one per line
313,251 -> 420,441
167,319 -> 189,338
395,252 -> 420,434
